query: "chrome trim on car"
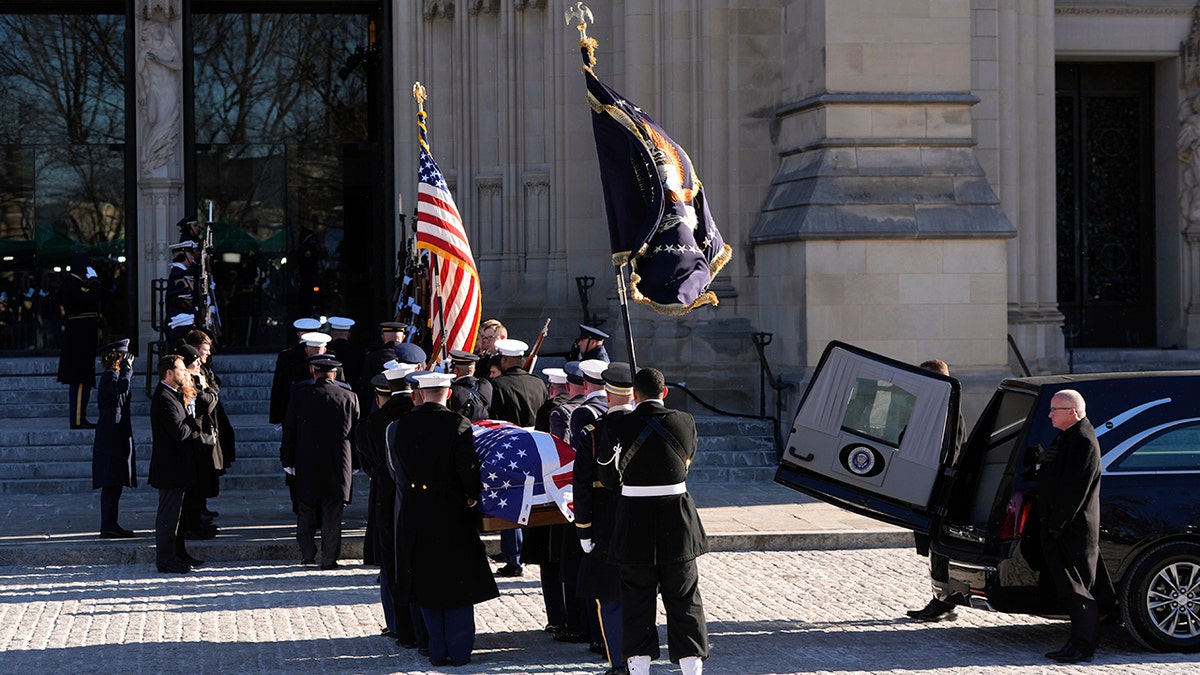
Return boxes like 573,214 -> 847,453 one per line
949,561 -> 998,573
945,524 -> 987,543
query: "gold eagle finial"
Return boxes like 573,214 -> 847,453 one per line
564,2 -> 594,40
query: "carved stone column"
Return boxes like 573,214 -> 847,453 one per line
1180,3 -> 1200,346
134,0 -> 185,348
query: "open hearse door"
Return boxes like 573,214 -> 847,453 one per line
775,341 -> 960,532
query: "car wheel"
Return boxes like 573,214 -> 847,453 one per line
1120,541 -> 1200,652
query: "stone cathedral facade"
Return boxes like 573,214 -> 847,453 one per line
2,0 -> 1199,416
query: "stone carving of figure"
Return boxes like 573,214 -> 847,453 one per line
137,18 -> 181,175
1178,93 -> 1200,226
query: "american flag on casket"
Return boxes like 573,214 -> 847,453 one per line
472,420 -> 575,526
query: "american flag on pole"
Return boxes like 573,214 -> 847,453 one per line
415,102 -> 481,354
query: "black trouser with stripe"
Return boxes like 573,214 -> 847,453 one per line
619,559 -> 708,662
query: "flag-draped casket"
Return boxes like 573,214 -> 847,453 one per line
472,420 -> 575,531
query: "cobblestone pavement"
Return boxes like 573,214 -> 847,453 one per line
1,549 -> 1195,674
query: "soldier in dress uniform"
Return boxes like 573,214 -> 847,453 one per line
328,314 -> 364,401
548,361 -> 586,443
57,253 -> 101,429
358,322 -> 408,403
356,361 -> 423,649
446,349 -> 492,420
604,367 -> 708,675
389,371 -> 499,668
486,338 -> 549,577
269,318 -> 324,425
568,324 -> 610,363
556,358 -> 613,644
280,356 -> 360,569
534,367 -> 570,434
526,366 -> 572,636
576,362 -> 635,675
93,339 -> 137,538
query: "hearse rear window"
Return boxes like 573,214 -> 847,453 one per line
841,377 -> 917,448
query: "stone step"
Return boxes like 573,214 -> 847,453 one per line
1068,348 -> 1200,373
0,471 -> 370,495
0,455 -> 284,481
0,354 -> 278,377
0,439 -> 283,464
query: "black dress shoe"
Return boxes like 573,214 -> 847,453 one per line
589,641 -> 607,655
447,657 -> 471,667
183,526 -> 218,540
428,658 -> 448,667
100,529 -> 134,539
180,553 -> 205,568
201,508 -> 220,518
301,558 -> 317,565
71,421 -> 97,430
157,561 -> 191,574
906,598 -> 958,622
552,629 -> 590,644
496,564 -> 524,577
117,527 -> 138,537
1044,641 -> 1073,659
544,623 -> 565,634
489,552 -> 507,563
319,561 -> 340,570
1049,645 -> 1093,663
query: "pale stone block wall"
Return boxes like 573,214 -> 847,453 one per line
802,239 -> 1009,367
825,0 -> 971,92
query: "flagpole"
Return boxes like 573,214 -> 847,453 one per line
615,263 -> 638,372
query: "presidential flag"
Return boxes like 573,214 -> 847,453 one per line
581,45 -> 732,315
473,420 -> 575,525
416,109 -> 482,354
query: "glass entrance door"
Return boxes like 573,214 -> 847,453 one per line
191,8 -> 388,349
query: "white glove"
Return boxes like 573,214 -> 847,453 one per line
283,467 -> 295,476
273,424 -> 283,433
579,538 -> 595,554
85,266 -> 98,279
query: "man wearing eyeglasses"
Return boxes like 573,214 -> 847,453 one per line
1038,389 -> 1113,664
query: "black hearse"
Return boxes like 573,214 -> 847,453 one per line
775,341 -> 1200,652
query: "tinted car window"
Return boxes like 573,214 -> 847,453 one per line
841,377 -> 917,448
1110,421 -> 1200,472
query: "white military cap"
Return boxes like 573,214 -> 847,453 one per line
494,338 -> 528,357
293,318 -> 322,331
383,361 -> 419,381
328,316 -> 355,331
168,312 -> 194,329
541,367 -> 568,385
406,371 -> 456,390
300,332 -> 332,347
579,359 -> 608,384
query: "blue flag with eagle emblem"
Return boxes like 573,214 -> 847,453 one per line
582,47 -> 732,315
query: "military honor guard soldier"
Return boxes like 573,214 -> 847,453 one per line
447,349 -> 492,421
528,366 -> 573,636
604,367 -> 708,675
92,339 -> 137,538
576,362 -> 635,675
388,371 -> 499,668
280,355 -> 360,569
486,338 -> 549,578
269,318 -> 324,426
57,253 -> 102,429
569,324 -> 610,363
357,358 -> 424,650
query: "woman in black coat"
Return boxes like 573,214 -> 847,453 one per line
92,339 -> 136,537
